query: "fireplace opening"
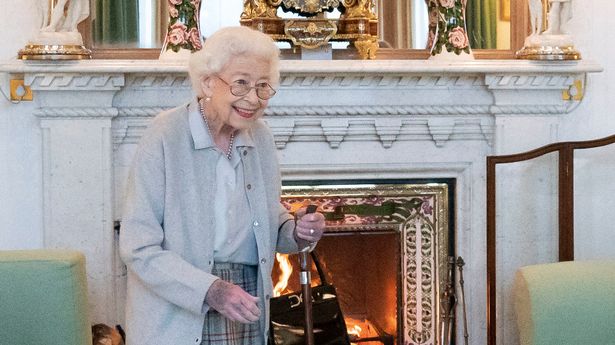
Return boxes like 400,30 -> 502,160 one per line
272,232 -> 400,344
274,179 -> 455,345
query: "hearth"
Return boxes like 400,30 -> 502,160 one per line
274,180 -> 454,345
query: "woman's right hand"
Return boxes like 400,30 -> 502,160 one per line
205,279 -> 261,323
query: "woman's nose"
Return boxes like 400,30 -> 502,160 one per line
243,87 -> 261,103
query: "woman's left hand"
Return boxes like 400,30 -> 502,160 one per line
294,207 -> 326,243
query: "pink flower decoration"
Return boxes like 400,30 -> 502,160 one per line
439,0 -> 456,9
448,27 -> 468,48
168,0 -> 182,5
170,22 -> 187,31
188,27 -> 202,50
168,22 -> 188,46
168,6 -> 179,18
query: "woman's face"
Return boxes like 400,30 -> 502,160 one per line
201,54 -> 274,131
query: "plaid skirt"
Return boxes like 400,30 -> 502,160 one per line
201,263 -> 262,345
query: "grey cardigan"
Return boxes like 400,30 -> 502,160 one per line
119,100 -> 297,345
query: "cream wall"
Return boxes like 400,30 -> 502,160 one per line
557,1 -> 615,260
0,0 -> 43,248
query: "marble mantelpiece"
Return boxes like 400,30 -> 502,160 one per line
0,59 -> 602,344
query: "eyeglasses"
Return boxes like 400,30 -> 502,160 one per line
215,75 -> 277,100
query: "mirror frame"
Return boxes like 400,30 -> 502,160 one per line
79,1 -> 528,60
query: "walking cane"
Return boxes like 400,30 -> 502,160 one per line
298,205 -> 317,345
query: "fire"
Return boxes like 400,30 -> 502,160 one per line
347,323 -> 362,338
345,317 -> 381,344
272,256 -> 387,344
273,253 -> 293,297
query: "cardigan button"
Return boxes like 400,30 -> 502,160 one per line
260,258 -> 267,264
246,184 -> 252,190
253,220 -> 259,227
243,150 -> 248,156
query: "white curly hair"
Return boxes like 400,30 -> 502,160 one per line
188,26 -> 280,98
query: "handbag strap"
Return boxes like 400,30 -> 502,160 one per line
310,250 -> 329,285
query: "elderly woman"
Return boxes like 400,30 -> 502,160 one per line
119,26 -> 325,345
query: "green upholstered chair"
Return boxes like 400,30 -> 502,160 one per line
0,249 -> 92,345
513,260 -> 615,345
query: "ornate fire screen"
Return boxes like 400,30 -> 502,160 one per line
280,182 -> 452,344
240,0 -> 379,59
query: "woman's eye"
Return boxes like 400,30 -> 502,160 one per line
234,79 -> 249,86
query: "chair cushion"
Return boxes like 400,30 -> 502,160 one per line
0,250 -> 91,345
513,260 -> 615,345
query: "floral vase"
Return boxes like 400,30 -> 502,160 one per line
426,0 -> 473,60
160,0 -> 203,60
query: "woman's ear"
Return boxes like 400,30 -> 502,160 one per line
200,76 -> 214,98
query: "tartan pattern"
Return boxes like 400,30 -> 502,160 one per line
201,263 -> 261,345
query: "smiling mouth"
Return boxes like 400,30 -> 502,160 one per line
234,106 -> 257,118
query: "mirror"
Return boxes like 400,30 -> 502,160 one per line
83,0 -> 525,59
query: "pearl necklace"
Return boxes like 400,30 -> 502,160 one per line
199,101 -> 235,160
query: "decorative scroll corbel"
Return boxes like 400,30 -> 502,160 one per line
480,118 -> 494,146
375,118 -> 402,148
321,118 -> 349,148
427,118 -> 455,147
268,118 -> 297,149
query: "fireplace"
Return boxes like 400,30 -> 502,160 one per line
1,58 -> 599,344
273,181 -> 454,345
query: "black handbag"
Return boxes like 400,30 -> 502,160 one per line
268,251 -> 351,345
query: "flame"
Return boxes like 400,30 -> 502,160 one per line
345,318 -> 381,344
273,253 -> 293,297
347,324 -> 362,338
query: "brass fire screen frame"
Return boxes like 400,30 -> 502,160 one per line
281,182 -> 451,345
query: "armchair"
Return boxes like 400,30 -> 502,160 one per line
0,249 -> 92,345
513,260 -> 615,345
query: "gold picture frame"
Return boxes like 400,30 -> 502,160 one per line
500,0 -> 510,21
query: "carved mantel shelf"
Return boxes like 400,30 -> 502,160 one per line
1,58 -> 600,74
0,59 -> 603,149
